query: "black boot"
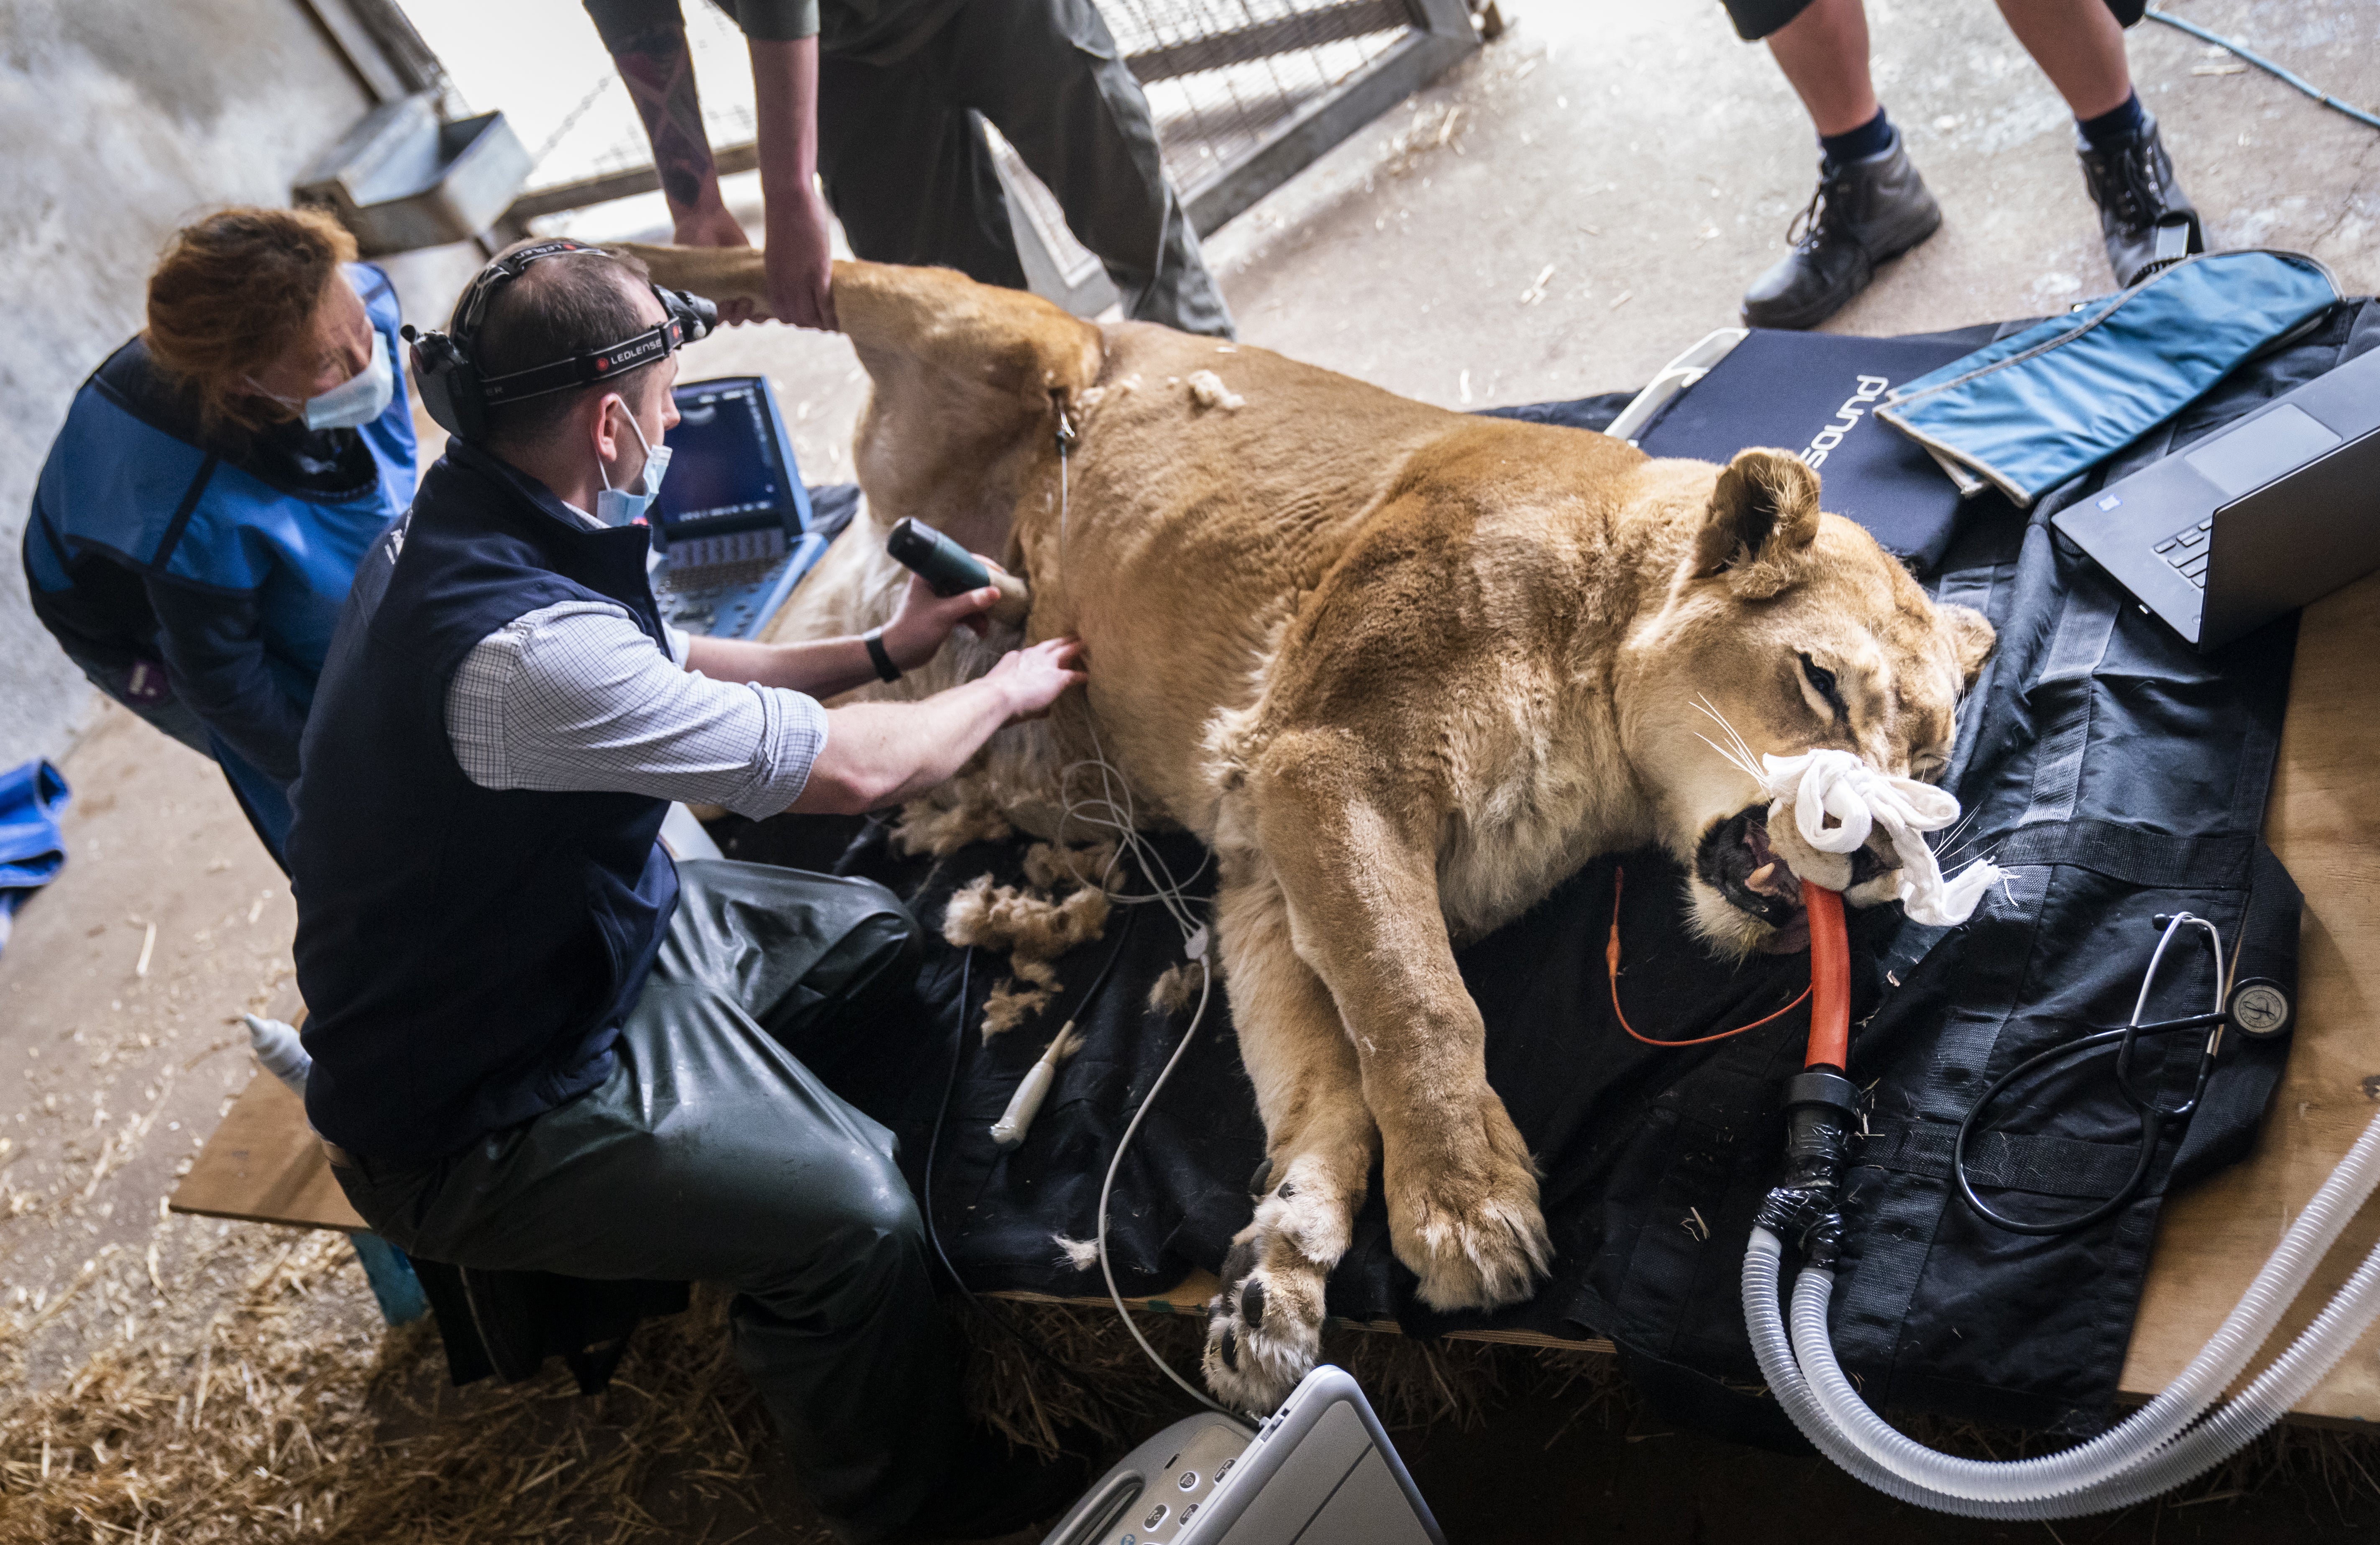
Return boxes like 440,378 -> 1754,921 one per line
1741,131 -> 1942,330
2078,112 -> 2203,286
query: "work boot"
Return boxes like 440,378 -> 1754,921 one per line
2078,113 -> 2203,286
1741,131 -> 1943,330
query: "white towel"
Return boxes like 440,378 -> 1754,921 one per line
1759,749 -> 2001,927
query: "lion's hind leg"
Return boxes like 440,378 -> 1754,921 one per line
1200,856 -> 1378,1413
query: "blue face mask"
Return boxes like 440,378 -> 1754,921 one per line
251,328 -> 396,431
594,399 -> 672,528
299,330 -> 395,430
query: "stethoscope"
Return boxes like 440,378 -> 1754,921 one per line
1953,910 -> 2290,1237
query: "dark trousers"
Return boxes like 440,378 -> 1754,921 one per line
331,859 -> 952,1542
819,0 -> 1235,337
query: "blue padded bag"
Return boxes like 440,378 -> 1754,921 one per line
1876,250 -> 2341,506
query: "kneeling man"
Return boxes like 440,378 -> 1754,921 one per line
288,240 -> 1082,1542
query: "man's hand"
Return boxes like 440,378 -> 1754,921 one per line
791,636 -> 1087,814
762,181 -> 837,331
878,566 -> 1005,670
982,637 -> 1086,721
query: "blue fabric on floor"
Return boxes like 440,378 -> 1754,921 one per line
0,759 -> 71,955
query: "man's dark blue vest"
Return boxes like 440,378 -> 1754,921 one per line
290,440 -> 677,1162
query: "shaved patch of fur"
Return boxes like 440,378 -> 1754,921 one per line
980,980 -> 1052,1039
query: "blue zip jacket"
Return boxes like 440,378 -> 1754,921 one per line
23,263 -> 417,783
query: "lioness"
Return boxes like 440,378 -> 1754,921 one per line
626,249 -> 1995,1410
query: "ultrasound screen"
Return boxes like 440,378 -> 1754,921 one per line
655,382 -> 788,532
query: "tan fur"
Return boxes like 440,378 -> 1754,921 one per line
630,247 -> 1995,1410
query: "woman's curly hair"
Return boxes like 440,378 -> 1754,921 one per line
144,205 -> 358,434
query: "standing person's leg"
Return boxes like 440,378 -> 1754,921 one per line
813,48 -> 1032,291
332,865 -> 959,1540
1996,0 -> 2200,284
938,0 -> 1234,338
1735,0 -> 1941,330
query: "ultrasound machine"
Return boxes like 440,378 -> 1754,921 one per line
648,375 -> 831,639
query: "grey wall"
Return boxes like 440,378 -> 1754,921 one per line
0,1 -> 382,770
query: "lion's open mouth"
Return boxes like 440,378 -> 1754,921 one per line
1695,806 -> 1892,952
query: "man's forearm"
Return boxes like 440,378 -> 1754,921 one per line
685,632 -> 880,699
794,678 -> 1017,813
605,17 -> 721,217
749,36 -> 821,207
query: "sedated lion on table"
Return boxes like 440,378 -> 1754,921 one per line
622,247 -> 1996,1412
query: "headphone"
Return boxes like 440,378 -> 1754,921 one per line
402,239 -> 717,441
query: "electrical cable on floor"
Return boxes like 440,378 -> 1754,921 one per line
2145,7 -> 2380,133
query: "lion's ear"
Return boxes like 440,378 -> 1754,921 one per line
1694,448 -> 1822,599
1940,601 -> 1996,689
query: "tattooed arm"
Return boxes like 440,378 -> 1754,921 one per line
596,5 -> 752,258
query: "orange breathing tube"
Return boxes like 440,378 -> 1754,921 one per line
1605,868 -> 1850,1069
1802,885 -> 1851,1072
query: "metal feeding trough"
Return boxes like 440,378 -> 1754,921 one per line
295,93 -> 532,255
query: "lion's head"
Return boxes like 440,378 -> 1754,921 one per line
1614,448 -> 1995,957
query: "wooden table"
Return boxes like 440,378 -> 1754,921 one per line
2117,569 -> 2380,1423
170,576 -> 2379,1412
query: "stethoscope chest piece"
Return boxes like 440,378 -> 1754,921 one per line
2227,977 -> 2292,1038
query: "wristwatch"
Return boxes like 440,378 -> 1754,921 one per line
865,627 -> 902,683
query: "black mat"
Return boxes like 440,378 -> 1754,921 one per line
718,298 -> 2377,1438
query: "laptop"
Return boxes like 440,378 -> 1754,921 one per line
2051,345 -> 2380,652
648,374 -> 829,639
1608,328 -> 1985,572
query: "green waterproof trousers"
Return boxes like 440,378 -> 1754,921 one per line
331,858 -> 952,1542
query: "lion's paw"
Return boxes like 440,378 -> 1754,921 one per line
1387,1101 -> 1553,1312
1200,1182 -> 1340,1414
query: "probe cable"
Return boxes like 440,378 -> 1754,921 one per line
1605,866 -> 1812,1048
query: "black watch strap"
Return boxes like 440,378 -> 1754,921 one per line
865,628 -> 902,683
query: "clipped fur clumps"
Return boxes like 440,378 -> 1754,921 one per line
1147,960 -> 1201,1015
1185,369 -> 1245,412
942,872 -> 1112,1037
1022,839 -> 1118,892
892,786 -> 1014,858
980,981 -> 1053,1039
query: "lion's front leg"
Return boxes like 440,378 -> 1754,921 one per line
1252,734 -> 1552,1315
1200,856 -> 1378,1413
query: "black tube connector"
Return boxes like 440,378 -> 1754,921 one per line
1756,1068 -> 1861,1267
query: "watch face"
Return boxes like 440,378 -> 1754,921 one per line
2229,979 -> 2291,1037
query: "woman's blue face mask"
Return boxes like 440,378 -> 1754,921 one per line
595,397 -> 672,527
299,329 -> 395,430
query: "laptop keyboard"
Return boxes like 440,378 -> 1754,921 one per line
2153,517 -> 2215,588
658,555 -> 781,595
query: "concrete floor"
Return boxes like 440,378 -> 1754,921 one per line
5,0 -> 2378,1535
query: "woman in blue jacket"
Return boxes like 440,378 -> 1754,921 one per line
23,207 -> 418,869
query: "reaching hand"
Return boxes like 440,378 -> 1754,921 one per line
984,637 -> 1085,722
763,181 -> 837,331
880,569 -> 1001,670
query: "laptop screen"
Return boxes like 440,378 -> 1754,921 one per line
654,378 -> 801,537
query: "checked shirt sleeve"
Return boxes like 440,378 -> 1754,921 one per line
444,600 -> 826,819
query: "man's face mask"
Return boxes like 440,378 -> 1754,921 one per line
256,330 -> 396,431
594,395 -> 672,528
